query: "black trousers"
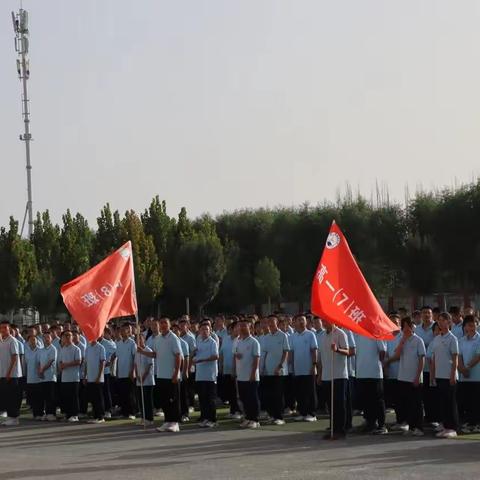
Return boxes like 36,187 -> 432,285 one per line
357,378 -> 386,428
436,379 -> 459,431
237,381 -> 260,422
41,381 -> 56,415
61,382 -> 79,418
398,381 -> 423,430
180,375 -> 189,416
156,378 -> 181,423
187,374 -> 196,408
0,378 -> 20,418
345,377 -> 354,429
422,372 -> 439,423
79,381 -> 88,414
324,379 -> 347,435
217,373 -> 227,402
263,375 -> 284,420
259,377 -> 267,411
103,374 -> 113,413
223,374 -> 240,414
117,378 -> 135,417
284,374 -> 296,410
18,377 -> 26,411
458,382 -> 480,426
136,385 -> 154,421
27,383 -> 44,417
196,381 -> 217,422
294,375 -> 316,417
316,381 -> 328,413
153,377 -> 162,410
384,379 -> 403,424
87,383 -> 105,419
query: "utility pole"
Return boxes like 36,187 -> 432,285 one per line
12,8 -> 34,238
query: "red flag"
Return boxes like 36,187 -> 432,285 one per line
61,241 -> 138,342
311,221 -> 398,340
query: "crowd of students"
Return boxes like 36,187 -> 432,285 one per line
0,305 -> 478,441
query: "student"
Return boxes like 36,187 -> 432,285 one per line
214,315 -> 228,403
0,321 -> 22,426
178,318 -> 197,413
355,334 -> 387,434
172,324 -> 190,422
138,317 -> 183,433
24,334 -> 43,420
146,319 -> 161,415
262,315 -> 290,425
220,322 -> 241,419
317,321 -> 349,440
449,306 -> 464,339
342,327 -> 356,430
457,315 -> 480,433
115,324 -> 137,420
58,331 -> 82,423
431,312 -> 459,439
84,339 -> 106,424
194,322 -> 219,427
313,318 -> 327,414
38,331 -> 57,421
393,317 -> 426,436
234,319 -> 261,429
290,315 -> 318,422
278,317 -> 296,414
100,328 -> 116,419
134,334 -> 155,426
73,330 -> 87,418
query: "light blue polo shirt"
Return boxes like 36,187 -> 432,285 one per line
100,338 -> 116,375
459,333 -> 480,382
216,328 -> 229,345
220,335 -> 235,375
355,335 -> 386,379
263,330 -> 290,376
319,328 -> 349,381
343,329 -> 356,378
24,346 -> 41,384
432,331 -> 459,380
79,335 -> 88,348
416,323 -> 434,372
38,345 -> 57,382
116,338 -> 136,378
59,344 -> 82,383
290,330 -> 318,376
0,335 -> 21,378
397,334 -> 426,383
76,342 -> 86,379
135,346 -> 155,386
386,333 -> 403,380
52,337 -> 61,352
146,333 -> 160,350
16,338 -> 25,377
85,342 -> 106,383
153,331 -> 183,380
195,336 -> 219,382
451,323 -> 464,340
234,335 -> 261,382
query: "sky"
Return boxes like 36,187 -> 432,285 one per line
2,0 -> 480,230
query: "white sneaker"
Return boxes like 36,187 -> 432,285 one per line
240,419 -> 250,428
181,415 -> 190,423
232,413 -> 243,420
127,415 -> 136,420
391,423 -> 409,432
45,414 -> 57,422
441,429 -> 458,439
87,418 -> 105,424
245,421 -> 260,429
411,428 -> 424,437
67,416 -> 79,423
0,412 -> 7,418
198,419 -> 209,428
156,422 -> 170,432
3,417 -> 19,426
435,429 -> 447,438
284,408 -> 293,415
205,421 -> 217,428
293,415 -> 304,422
165,422 -> 180,432
304,415 -> 317,422
188,407 -> 194,414
104,412 -> 112,419
273,419 -> 286,425
433,423 -> 444,433
154,409 -> 164,417
471,425 -> 480,433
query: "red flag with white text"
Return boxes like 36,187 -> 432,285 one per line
311,222 -> 398,340
61,241 -> 137,342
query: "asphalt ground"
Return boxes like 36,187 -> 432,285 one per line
0,408 -> 479,480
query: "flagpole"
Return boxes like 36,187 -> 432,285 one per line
330,324 -> 335,440
129,242 -> 146,431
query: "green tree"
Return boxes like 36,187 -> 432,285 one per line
254,257 -> 281,314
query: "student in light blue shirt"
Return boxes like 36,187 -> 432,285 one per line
134,334 -> 155,425
262,316 -> 290,424
38,332 -> 57,421
431,312 -> 459,438
115,324 -> 137,419
194,322 -> 219,426
100,328 -> 116,418
449,306 -> 464,339
58,331 -> 82,422
171,323 -> 191,422
179,319 -> 197,413
355,334 -> 387,434
457,315 -> 480,431
290,315 -> 318,422
220,322 -> 241,418
138,318 -> 182,432
24,335 -> 43,419
84,341 -> 106,423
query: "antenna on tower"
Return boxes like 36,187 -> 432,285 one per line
12,7 -> 34,238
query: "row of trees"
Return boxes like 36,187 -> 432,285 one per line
1,181 -> 480,317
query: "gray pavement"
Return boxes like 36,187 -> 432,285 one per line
0,420 -> 478,480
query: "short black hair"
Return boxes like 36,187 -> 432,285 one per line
401,317 -> 414,330
463,315 -> 476,329
421,306 -> 432,311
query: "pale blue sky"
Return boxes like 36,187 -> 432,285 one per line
2,1 -> 480,228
